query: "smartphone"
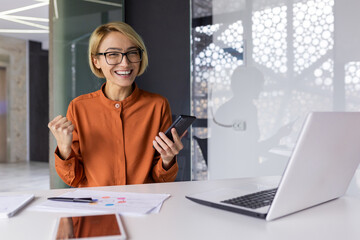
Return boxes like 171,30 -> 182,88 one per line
53,214 -> 126,240
165,115 -> 196,142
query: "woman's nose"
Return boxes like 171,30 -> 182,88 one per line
119,54 -> 130,66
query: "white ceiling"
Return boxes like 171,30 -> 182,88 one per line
0,0 -> 49,49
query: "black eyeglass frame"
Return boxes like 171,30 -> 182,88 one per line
96,48 -> 144,65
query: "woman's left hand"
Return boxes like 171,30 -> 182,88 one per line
153,128 -> 186,169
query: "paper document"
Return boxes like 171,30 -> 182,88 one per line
32,190 -> 170,215
0,194 -> 35,218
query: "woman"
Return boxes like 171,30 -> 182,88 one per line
48,22 -> 183,187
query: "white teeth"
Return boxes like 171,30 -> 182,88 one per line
116,70 -> 131,76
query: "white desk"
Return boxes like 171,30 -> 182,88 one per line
1,174 -> 360,240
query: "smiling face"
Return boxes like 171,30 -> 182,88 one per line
93,31 -> 141,89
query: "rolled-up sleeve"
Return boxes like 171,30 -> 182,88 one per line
54,101 -> 86,187
151,98 -> 179,182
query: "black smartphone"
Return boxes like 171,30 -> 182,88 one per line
165,115 -> 196,142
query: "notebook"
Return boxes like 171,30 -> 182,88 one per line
0,194 -> 34,218
186,112 -> 360,221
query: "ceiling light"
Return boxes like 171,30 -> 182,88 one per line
3,15 -> 48,23
0,2 -> 48,16
0,16 -> 48,30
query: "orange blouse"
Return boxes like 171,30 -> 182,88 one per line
54,83 -> 178,187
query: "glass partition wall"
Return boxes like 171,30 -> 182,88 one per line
191,0 -> 360,180
50,0 -> 124,188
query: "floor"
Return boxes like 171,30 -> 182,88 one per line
0,161 -> 50,192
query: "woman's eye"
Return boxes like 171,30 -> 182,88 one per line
108,53 -> 120,57
127,51 -> 138,56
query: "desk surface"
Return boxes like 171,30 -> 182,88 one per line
1,173 -> 360,240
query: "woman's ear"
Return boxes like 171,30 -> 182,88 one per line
92,56 -> 101,69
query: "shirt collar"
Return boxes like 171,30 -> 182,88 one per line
99,82 -> 140,110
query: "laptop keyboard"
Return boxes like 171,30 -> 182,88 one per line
221,188 -> 278,209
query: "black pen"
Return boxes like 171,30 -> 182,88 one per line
47,197 -> 95,203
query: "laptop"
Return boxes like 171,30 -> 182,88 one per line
186,112 -> 360,221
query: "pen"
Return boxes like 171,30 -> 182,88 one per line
47,197 -> 95,203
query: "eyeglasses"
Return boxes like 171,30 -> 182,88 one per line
96,48 -> 143,65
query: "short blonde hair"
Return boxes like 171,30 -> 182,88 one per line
88,21 -> 148,78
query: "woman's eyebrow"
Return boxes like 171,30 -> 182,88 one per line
105,47 -> 138,52
105,47 -> 122,52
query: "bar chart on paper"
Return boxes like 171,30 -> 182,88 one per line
32,189 -> 170,215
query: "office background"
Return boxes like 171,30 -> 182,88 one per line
0,0 -> 359,190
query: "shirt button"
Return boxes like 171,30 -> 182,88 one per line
115,103 -> 120,108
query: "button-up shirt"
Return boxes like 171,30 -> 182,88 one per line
54,83 -> 178,187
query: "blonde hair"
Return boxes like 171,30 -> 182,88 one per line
88,21 -> 148,78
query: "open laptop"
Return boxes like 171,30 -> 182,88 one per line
186,112 -> 360,221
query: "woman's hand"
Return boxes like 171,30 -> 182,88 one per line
48,115 -> 74,159
153,128 -> 186,169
